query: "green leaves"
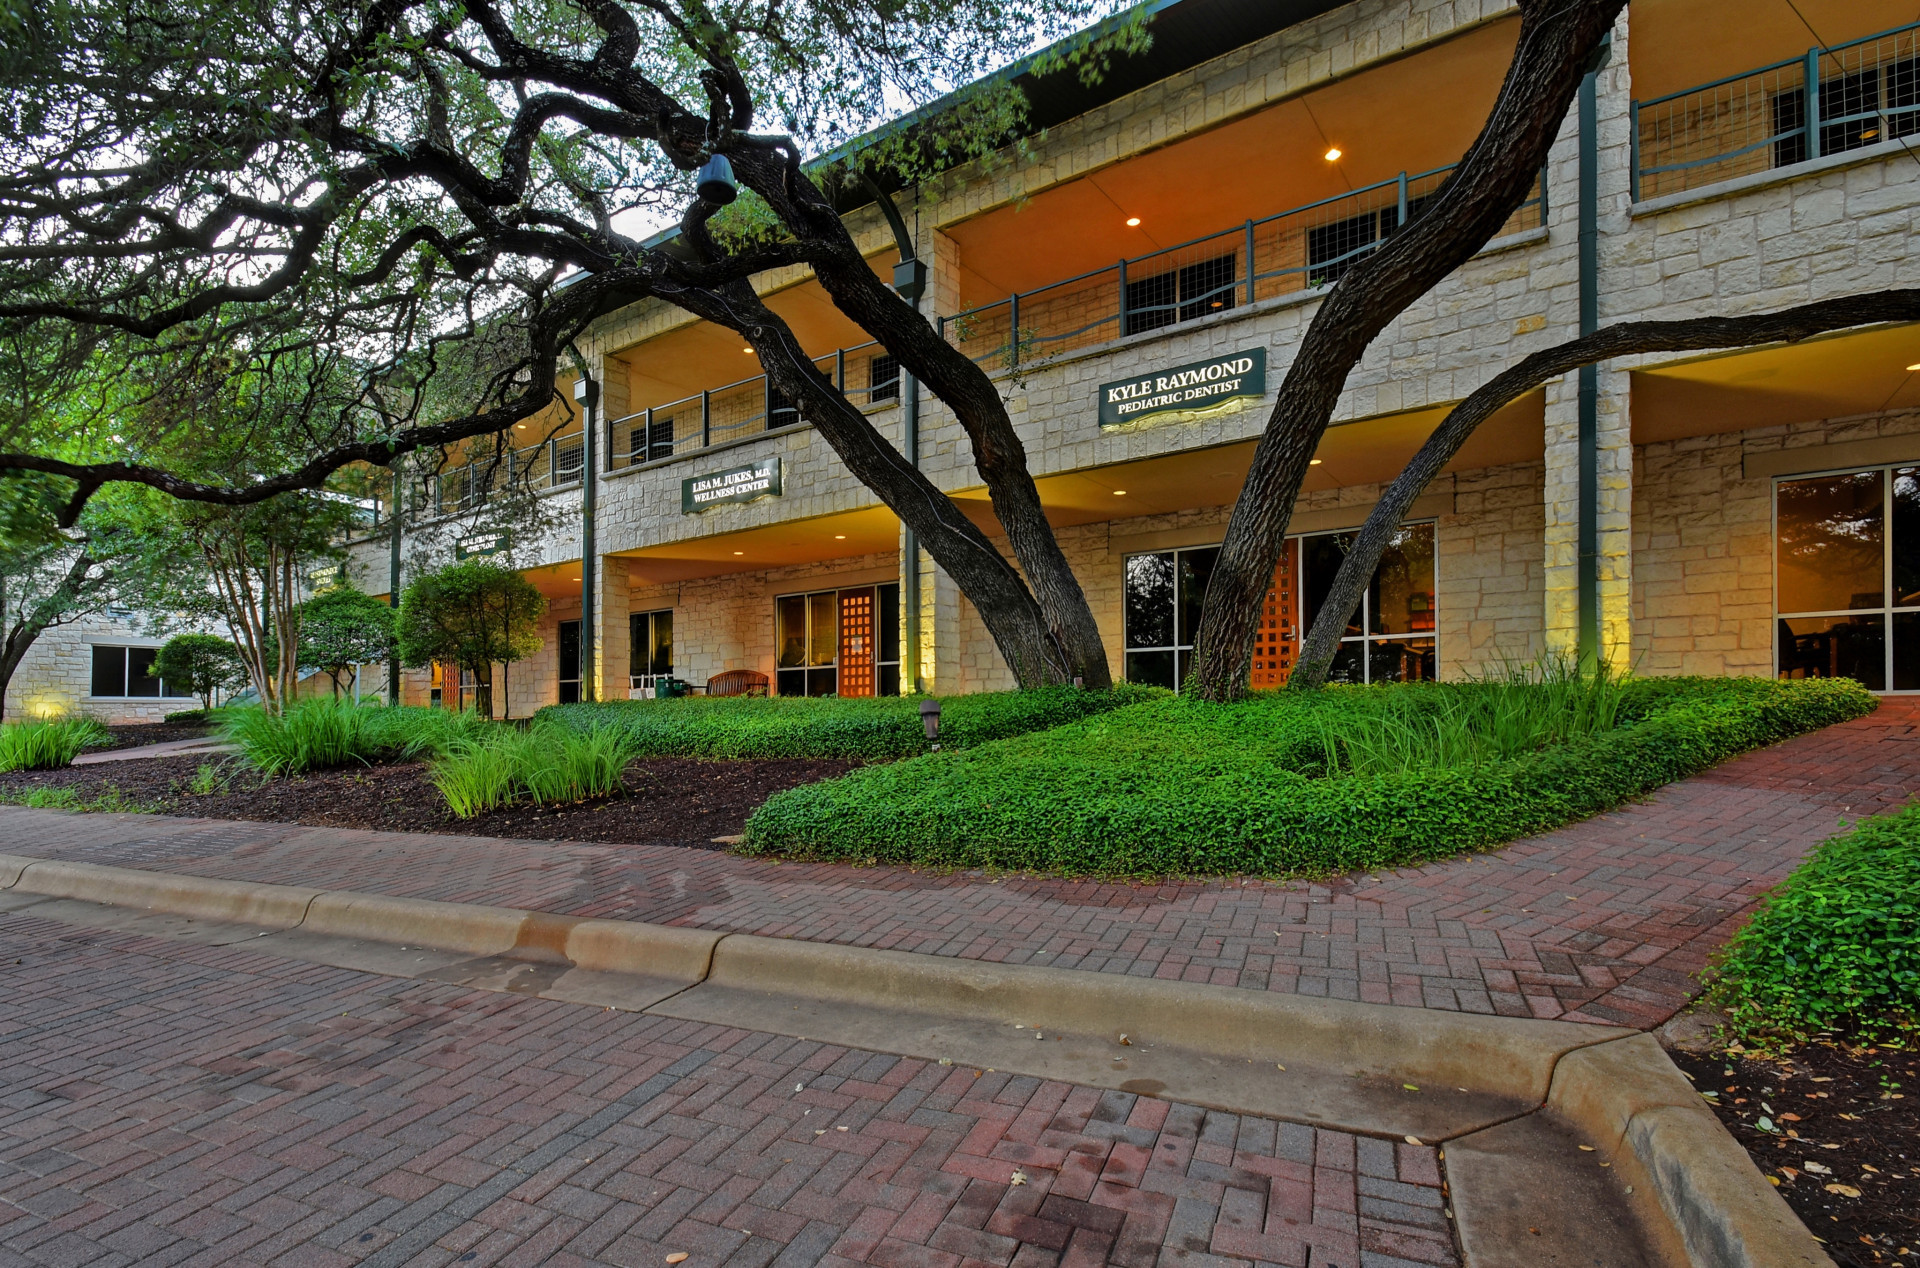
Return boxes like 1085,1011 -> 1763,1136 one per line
737,677 -> 1877,879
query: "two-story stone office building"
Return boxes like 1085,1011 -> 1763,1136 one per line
347,0 -> 1920,714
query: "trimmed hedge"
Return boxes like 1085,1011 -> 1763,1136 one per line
739,676 -> 1876,877
534,684 -> 1161,760
1708,802 -> 1920,1041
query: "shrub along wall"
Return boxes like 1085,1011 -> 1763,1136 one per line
535,684 -> 1161,761
740,677 -> 1876,878
1708,801 -> 1920,1042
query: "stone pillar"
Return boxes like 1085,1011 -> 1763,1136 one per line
596,554 -> 631,701
1542,368 -> 1633,663
921,550 -> 966,695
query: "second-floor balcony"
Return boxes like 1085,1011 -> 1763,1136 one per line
1633,17 -> 1920,200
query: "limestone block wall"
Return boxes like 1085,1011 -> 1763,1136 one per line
1631,408 -> 1920,678
4,612 -> 198,724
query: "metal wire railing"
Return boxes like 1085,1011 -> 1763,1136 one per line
938,163 -> 1547,371
1633,21 -> 1920,200
606,341 -> 900,472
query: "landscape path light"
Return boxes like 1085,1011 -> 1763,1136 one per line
920,697 -> 942,751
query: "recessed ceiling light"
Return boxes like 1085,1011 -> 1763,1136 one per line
1309,458 -> 1323,465
1113,489 -> 1127,496
1324,147 -> 1342,162
1907,362 -> 1920,371
732,550 -> 744,555
743,346 -> 754,353
833,534 -> 847,539
1125,217 -> 1141,227
515,422 -> 527,429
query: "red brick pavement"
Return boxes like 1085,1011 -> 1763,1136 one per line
0,911 -> 1451,1268
4,699 -> 1916,1029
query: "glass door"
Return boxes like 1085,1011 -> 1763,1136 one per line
557,619 -> 581,703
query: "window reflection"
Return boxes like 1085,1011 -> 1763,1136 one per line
1776,472 -> 1884,613
1775,466 -> 1920,692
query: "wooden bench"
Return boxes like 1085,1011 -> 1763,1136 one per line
705,669 -> 770,698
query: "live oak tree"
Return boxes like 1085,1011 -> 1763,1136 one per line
0,0 -> 1143,690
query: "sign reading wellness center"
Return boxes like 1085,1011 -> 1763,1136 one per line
683,457 -> 782,513
1098,348 -> 1265,428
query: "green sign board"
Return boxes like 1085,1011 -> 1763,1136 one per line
454,530 -> 509,559
683,456 -> 782,513
1098,348 -> 1266,428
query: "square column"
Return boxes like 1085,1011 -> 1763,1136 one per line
594,554 -> 631,701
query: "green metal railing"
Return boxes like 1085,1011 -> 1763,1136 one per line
1633,21 -> 1920,201
605,340 -> 901,473
938,162 -> 1548,371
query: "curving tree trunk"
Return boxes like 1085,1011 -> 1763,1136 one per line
1288,290 -> 1920,690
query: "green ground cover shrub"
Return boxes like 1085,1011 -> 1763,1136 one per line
535,684 -> 1161,761
0,716 -> 110,771
1707,803 -> 1920,1043
223,698 -> 492,775
740,676 -> 1875,878
429,722 -> 639,818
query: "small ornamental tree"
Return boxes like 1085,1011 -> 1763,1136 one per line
396,562 -> 545,719
154,634 -> 241,711
300,585 -> 398,696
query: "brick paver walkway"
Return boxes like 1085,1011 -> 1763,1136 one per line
5,699 -> 1916,1029
0,911 -> 1450,1268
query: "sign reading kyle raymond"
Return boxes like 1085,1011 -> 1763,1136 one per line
1099,348 -> 1265,428
683,457 -> 781,513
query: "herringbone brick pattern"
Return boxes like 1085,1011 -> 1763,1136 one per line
0,913 -> 1449,1268
4,699 -> 1915,1028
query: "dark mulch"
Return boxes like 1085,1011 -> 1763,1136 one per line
0,752 -> 857,848
86,723 -> 212,752
1671,1035 -> 1917,1266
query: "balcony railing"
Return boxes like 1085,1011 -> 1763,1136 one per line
1633,21 -> 1920,201
938,163 -> 1547,371
606,341 -> 902,472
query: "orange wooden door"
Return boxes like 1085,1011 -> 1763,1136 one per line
838,588 -> 875,697
1248,538 -> 1299,689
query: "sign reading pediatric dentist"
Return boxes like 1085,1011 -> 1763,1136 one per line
682,456 -> 782,513
1098,348 -> 1266,428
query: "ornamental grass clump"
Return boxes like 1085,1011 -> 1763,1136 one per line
1707,803 -> 1920,1044
224,698 -> 491,775
427,720 -> 639,818
0,716 -> 109,771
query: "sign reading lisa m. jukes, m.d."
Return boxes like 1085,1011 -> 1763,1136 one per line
1098,348 -> 1265,428
682,457 -> 781,513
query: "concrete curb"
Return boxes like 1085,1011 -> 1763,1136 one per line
0,853 -> 1829,1268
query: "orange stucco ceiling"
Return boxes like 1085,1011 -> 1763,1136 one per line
942,16 -> 1522,311
611,505 -> 901,586
1632,323 -> 1920,443
1629,0 -> 1914,103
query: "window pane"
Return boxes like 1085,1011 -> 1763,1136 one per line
878,584 -> 900,663
1125,650 -> 1176,691
1778,614 -> 1886,691
1176,548 -> 1219,647
775,596 -> 807,668
776,668 -> 806,697
1894,467 -> 1920,607
126,646 -> 162,697
1369,638 -> 1437,683
1125,553 -> 1175,649
878,664 -> 901,698
807,592 -> 837,666
1325,640 -> 1365,685
1300,533 -> 1362,638
629,614 -> 649,677
650,611 -> 673,676
90,646 -> 126,698
1776,471 -> 1885,612
1895,612 -> 1920,691
1370,524 -> 1437,635
807,666 -> 838,696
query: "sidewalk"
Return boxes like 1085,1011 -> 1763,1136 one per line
5,698 -> 1916,1029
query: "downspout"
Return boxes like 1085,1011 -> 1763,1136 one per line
388,466 -> 402,704
570,354 -> 600,702
865,178 -> 930,692
1576,33 -> 1612,666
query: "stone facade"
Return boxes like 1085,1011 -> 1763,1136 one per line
332,0 -> 1920,701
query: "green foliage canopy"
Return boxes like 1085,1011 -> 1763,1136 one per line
299,586 -> 398,692
397,561 -> 546,717
154,633 -> 241,710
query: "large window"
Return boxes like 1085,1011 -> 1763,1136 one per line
629,609 -> 674,689
90,645 -> 191,699
775,583 -> 900,697
1123,253 -> 1239,336
1123,523 -> 1436,691
557,619 -> 581,704
1775,467 -> 1920,692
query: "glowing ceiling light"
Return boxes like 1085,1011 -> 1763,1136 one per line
1908,362 -> 1920,371
1113,489 -> 1127,496
1309,458 -> 1323,465
1324,147 -> 1342,162
1125,217 -> 1141,227
732,550 -> 744,555
833,534 -> 847,539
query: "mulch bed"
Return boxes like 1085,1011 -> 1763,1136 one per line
86,723 -> 212,752
0,752 -> 857,848
1670,1035 -> 1917,1266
